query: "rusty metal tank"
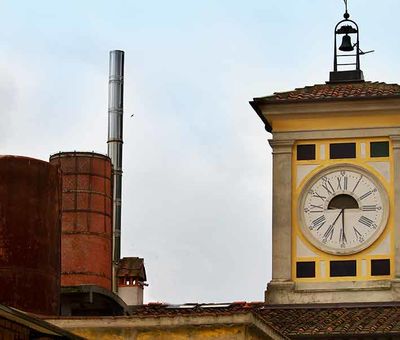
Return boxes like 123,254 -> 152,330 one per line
49,152 -> 112,291
0,156 -> 61,315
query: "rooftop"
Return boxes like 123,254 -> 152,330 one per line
0,304 -> 82,339
117,257 -> 146,281
253,81 -> 400,104
45,302 -> 400,339
128,302 -> 400,338
256,303 -> 400,338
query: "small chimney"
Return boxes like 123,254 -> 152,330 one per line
117,257 -> 147,306
107,50 -> 124,292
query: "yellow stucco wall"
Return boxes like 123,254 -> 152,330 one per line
138,327 -> 244,340
272,113 -> 399,132
67,325 -> 247,340
46,312 -> 284,339
292,137 -> 394,283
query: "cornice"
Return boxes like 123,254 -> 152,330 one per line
390,135 -> 400,149
257,97 -> 400,118
268,139 -> 294,154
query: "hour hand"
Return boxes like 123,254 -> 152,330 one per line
339,209 -> 347,245
331,209 -> 343,228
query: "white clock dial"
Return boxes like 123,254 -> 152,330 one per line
299,165 -> 389,255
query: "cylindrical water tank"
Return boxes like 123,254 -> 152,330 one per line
0,156 -> 61,315
49,152 -> 113,291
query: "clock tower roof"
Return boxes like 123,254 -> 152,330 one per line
250,81 -> 400,132
253,81 -> 400,105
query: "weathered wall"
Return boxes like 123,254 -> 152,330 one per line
46,314 -> 286,340
118,285 -> 143,306
0,316 -> 30,339
0,156 -> 61,315
50,152 -> 113,291
61,325 -> 246,340
247,325 -> 273,340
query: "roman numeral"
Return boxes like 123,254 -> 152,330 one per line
359,191 -> 372,201
312,192 -> 326,202
362,205 -> 377,212
337,177 -> 342,190
352,175 -> 363,193
322,181 -> 335,195
310,204 -> 324,213
322,224 -> 335,242
337,176 -> 348,190
310,215 -> 326,230
339,228 -> 347,245
353,226 -> 364,242
359,215 -> 374,228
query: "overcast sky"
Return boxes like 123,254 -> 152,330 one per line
1,0 -> 400,303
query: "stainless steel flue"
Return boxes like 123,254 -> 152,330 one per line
107,50 -> 124,292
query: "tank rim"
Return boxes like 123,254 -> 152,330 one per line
0,155 -> 53,166
49,151 -> 111,161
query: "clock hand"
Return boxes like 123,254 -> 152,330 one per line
331,209 -> 342,228
323,209 -> 342,241
340,209 -> 347,244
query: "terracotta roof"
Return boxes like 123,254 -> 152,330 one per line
129,302 -> 400,338
254,81 -> 400,103
129,302 -> 263,318
256,304 -> 400,338
128,302 -> 286,338
117,257 -> 146,281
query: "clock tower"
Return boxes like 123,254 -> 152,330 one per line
251,4 -> 400,304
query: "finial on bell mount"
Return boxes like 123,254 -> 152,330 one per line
329,0 -> 373,83
343,0 -> 350,19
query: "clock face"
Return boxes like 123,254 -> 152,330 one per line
299,165 -> 389,255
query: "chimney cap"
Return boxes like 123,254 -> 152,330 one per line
117,257 -> 147,281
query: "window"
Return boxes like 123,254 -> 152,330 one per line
330,260 -> 356,277
370,141 -> 389,158
297,144 -> 316,161
371,259 -> 390,276
296,261 -> 315,278
330,143 -> 356,159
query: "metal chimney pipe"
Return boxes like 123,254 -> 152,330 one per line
107,50 -> 124,293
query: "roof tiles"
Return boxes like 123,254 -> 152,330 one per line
129,302 -> 263,318
256,304 -> 400,337
129,302 -> 400,338
256,82 -> 400,103
117,257 -> 146,281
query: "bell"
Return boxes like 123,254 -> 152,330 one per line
339,34 -> 354,52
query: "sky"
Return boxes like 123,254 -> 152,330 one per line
1,0 -> 400,304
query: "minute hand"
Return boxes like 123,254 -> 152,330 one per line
323,210 -> 342,240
